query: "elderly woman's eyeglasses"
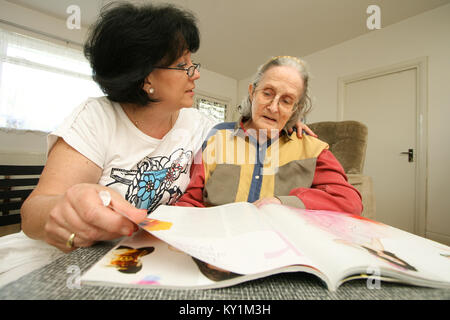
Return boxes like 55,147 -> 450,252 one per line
254,89 -> 298,111
152,63 -> 201,77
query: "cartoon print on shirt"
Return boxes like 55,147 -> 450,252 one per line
106,148 -> 193,213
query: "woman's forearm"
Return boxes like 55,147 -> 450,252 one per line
21,193 -> 63,240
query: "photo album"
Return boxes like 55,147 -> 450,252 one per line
81,202 -> 450,291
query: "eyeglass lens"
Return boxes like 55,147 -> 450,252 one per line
188,64 -> 200,77
257,90 -> 295,110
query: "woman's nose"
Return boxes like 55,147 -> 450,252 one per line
191,68 -> 200,80
267,97 -> 280,113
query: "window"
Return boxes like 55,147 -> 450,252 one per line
0,27 -> 102,132
195,95 -> 227,123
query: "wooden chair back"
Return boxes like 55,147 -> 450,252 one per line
0,165 -> 44,227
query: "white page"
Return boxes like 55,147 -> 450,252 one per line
147,202 -> 320,275
81,230 -> 217,288
260,204 -> 450,285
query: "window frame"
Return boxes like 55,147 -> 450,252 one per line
194,91 -> 230,123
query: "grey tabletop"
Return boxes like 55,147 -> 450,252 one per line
0,240 -> 448,300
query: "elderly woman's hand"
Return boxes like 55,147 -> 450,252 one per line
43,184 -> 147,252
252,197 -> 282,208
288,120 -> 317,139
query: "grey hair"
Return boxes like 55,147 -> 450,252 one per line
238,56 -> 312,131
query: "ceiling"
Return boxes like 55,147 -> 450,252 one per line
7,0 -> 450,80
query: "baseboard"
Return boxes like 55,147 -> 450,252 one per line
426,231 -> 450,246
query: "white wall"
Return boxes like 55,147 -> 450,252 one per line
0,0 -> 87,47
301,5 -> 450,244
0,129 -> 47,164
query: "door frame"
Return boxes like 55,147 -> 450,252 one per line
337,57 -> 428,237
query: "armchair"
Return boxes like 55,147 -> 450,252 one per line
308,121 -> 376,219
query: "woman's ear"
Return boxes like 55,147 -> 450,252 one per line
143,74 -> 153,93
248,83 -> 254,103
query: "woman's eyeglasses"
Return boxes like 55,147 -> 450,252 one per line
152,63 -> 201,78
254,88 -> 298,111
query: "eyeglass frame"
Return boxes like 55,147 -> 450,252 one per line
152,63 -> 201,77
253,87 -> 299,112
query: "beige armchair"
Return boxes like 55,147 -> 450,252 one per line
308,121 -> 376,219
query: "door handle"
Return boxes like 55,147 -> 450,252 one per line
400,148 -> 414,162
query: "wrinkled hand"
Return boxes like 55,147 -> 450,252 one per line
44,183 -> 147,252
288,120 -> 317,139
252,197 -> 282,208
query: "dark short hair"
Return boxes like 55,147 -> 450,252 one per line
84,2 -> 200,106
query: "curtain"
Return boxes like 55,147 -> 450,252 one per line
0,27 -> 102,132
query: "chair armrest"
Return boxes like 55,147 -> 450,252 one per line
347,174 -> 376,220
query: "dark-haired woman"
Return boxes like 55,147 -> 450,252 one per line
20,3 -> 215,254
2,3 -> 217,286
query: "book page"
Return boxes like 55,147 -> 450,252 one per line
259,204 -> 450,286
81,230 -> 219,288
145,202 -> 321,275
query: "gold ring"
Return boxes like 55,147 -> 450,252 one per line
66,233 -> 76,249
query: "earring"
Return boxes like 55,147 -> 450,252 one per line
149,88 -> 154,94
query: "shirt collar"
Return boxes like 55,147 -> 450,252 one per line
233,117 -> 293,142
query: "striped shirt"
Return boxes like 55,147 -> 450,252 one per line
176,122 -> 363,214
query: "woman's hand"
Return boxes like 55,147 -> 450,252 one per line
43,184 -> 147,252
288,120 -> 317,139
21,138 -> 147,253
252,197 -> 282,208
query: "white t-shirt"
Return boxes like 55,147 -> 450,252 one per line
0,97 -> 217,288
48,96 -> 217,213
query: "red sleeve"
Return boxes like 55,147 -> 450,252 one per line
175,151 -> 206,207
289,149 -> 363,215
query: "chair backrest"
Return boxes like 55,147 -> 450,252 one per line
307,121 -> 368,174
0,165 -> 44,226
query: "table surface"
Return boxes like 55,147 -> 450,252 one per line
0,240 -> 449,300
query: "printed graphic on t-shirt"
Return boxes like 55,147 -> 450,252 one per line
107,148 -> 193,213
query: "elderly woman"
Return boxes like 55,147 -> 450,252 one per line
176,56 -> 363,214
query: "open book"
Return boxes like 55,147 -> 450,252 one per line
81,202 -> 450,291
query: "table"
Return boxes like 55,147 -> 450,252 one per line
0,240 -> 448,300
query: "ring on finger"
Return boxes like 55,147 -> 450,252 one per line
66,233 -> 76,249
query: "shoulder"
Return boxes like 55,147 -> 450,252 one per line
50,96 -> 115,133
47,96 -> 116,166
286,133 -> 329,159
76,96 -> 117,119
